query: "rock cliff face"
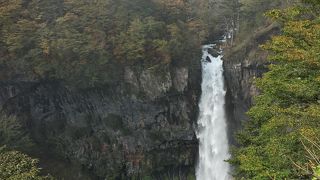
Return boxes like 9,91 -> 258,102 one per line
223,23 -> 280,144
0,60 -> 202,179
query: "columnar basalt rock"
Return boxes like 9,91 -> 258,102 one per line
0,62 -> 201,179
223,23 -> 280,144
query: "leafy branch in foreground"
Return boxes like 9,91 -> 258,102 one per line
0,146 -> 54,180
292,135 -> 320,179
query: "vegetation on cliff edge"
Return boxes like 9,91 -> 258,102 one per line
230,0 -> 320,179
0,0 -> 210,88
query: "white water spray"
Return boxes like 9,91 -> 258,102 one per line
196,44 -> 230,180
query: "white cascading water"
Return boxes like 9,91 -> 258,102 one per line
196,44 -> 230,180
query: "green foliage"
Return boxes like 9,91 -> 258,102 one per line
230,1 -> 320,179
314,166 -> 320,180
0,146 -> 54,180
0,114 -> 34,149
1,0 -> 271,88
0,0 -> 207,88
114,17 -> 170,65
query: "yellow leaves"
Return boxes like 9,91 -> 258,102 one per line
0,148 -> 50,179
263,3 -> 320,64
265,7 -> 302,22
265,9 -> 282,20
285,49 -> 308,61
264,17 -> 320,66
263,36 -> 295,53
284,20 -> 311,34
300,128 -> 318,140
312,24 -> 320,35
283,20 -> 320,47
272,36 -> 295,48
304,105 -> 320,118
283,48 -> 320,66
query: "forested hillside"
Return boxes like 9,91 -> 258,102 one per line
1,0 -> 273,88
0,0 -> 206,88
0,0 -> 319,179
0,0 -> 246,88
0,0 -> 285,86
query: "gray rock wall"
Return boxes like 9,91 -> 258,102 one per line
223,23 -> 279,144
0,62 -> 202,179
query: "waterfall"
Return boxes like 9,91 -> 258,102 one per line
196,44 -> 230,180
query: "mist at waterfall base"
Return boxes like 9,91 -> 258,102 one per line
196,45 -> 230,180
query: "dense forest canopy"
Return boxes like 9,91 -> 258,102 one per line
0,0 -> 285,88
0,0 -> 211,88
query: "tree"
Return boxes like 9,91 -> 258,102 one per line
0,146 -> 54,180
230,0 -> 320,179
113,17 -> 170,65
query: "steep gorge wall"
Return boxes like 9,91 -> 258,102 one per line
223,23 -> 280,143
0,60 -> 202,179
